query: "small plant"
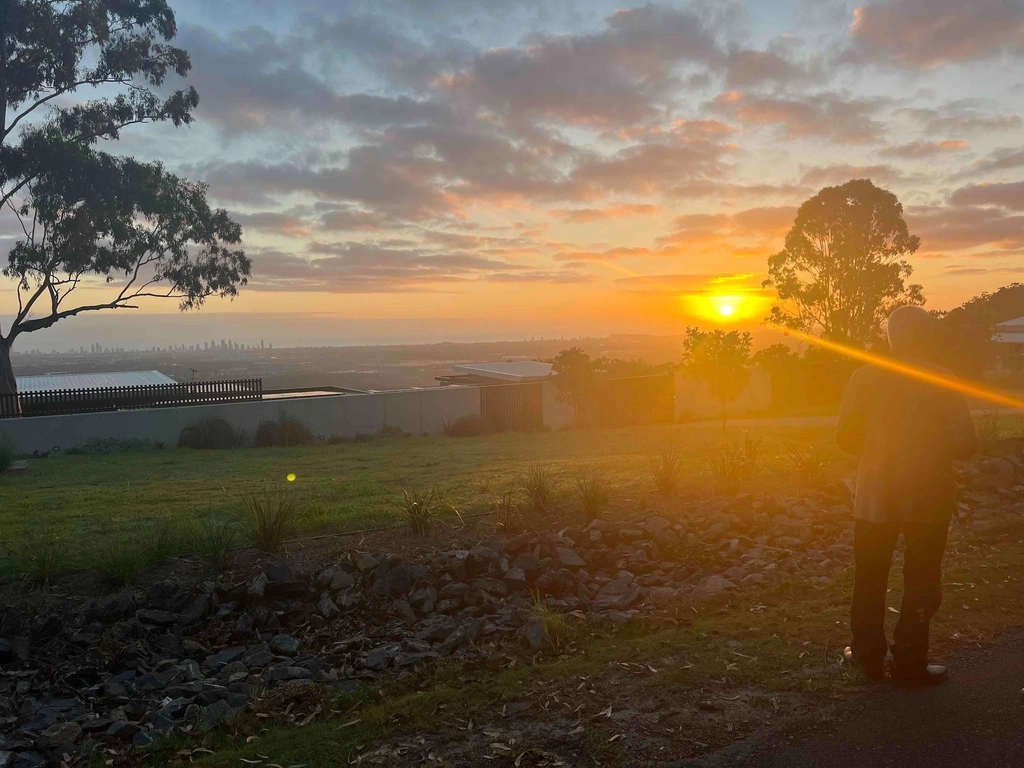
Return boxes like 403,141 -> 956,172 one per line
142,517 -> 182,564
94,538 -> 148,587
492,488 -> 524,533
254,418 -> 315,448
708,433 -> 761,493
648,446 -> 684,495
241,484 -> 303,553
784,440 -> 836,486
0,434 -> 15,473
572,468 -> 610,520
399,486 -> 458,536
193,515 -> 238,572
18,529 -> 70,584
977,411 -> 1004,454
65,437 -> 157,455
375,424 -> 410,440
532,591 -> 566,651
442,415 -> 495,438
519,463 -> 558,513
178,418 -> 245,450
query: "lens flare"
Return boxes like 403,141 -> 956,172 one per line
782,328 -> 1024,411
286,473 -> 297,482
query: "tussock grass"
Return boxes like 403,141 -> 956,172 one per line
519,462 -> 558,514
242,484 -> 303,553
572,467 -> 610,520
648,445 -> 685,495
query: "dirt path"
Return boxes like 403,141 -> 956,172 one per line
685,626 -> 1024,768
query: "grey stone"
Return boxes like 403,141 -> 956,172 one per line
200,699 -> 233,730
525,622 -> 546,649
556,548 -> 586,568
270,634 -> 300,656
692,575 -> 737,598
104,720 -> 141,743
132,729 -> 156,750
242,644 -> 274,667
180,594 -> 210,623
393,599 -> 417,622
593,577 -> 642,611
365,646 -> 398,671
318,593 -> 339,619
38,721 -> 81,750
265,665 -> 312,682
204,646 -> 245,670
377,565 -> 412,597
13,752 -> 47,768
248,572 -> 268,598
264,563 -> 295,583
357,554 -> 379,573
135,609 -> 177,625
330,570 -> 355,591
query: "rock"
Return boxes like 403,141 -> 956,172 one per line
376,565 -> 412,597
692,575 -> 737,598
200,700 -> 233,730
472,578 -> 507,597
438,619 -> 484,656
393,599 -> 417,622
534,568 -> 575,597
525,622 -> 546,650
12,752 -> 47,768
593,577 -> 642,611
0,753 -> 10,768
104,720 -> 141,743
132,729 -> 156,750
317,594 -> 339,619
504,568 -> 528,591
606,611 -> 632,624
357,554 -> 379,574
648,587 -> 679,602
365,646 -> 398,671
204,646 -> 245,670
248,572 -> 268,598
242,644 -> 274,667
180,594 -> 210,623
439,582 -> 471,600
556,548 -> 586,569
38,721 -> 82,750
330,570 -> 355,591
270,634 -> 300,656
264,563 -> 295,583
265,665 -> 312,682
135,609 -> 177,625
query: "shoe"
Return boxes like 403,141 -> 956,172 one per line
843,647 -> 884,680
890,664 -> 948,688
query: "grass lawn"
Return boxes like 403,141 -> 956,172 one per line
2,415 -> 1022,579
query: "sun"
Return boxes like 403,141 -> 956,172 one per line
717,303 -> 736,318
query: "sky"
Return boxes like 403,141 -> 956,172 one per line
4,0 -> 1024,350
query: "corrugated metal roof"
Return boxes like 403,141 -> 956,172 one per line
16,370 -> 177,392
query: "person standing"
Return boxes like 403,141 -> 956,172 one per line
836,305 -> 978,686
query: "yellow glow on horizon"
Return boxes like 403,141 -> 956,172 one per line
783,328 -> 1024,411
684,294 -> 767,324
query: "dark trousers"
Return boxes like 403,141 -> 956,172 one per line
851,518 -> 948,672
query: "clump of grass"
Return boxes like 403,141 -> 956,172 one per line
254,418 -> 315,448
492,489 -> 524,533
375,424 -> 410,440
648,446 -> 684,495
532,591 -> 567,651
442,415 -> 495,438
241,484 -> 303,553
0,434 -> 15,473
400,486 -> 458,537
178,418 -> 245,450
193,515 -> 238,572
94,538 -> 148,587
784,440 -> 836,486
519,463 -> 558,513
977,411 -> 1004,454
708,433 -> 761,494
141,517 -> 183,564
18,530 -> 70,585
573,468 -> 610,520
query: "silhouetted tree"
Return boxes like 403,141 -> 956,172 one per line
0,0 -> 250,404
551,347 -> 596,413
764,179 -> 923,349
933,283 -> 1024,376
681,327 -> 752,427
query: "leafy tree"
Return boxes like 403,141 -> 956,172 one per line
751,343 -> 800,373
764,179 -> 923,349
681,327 -> 752,427
551,347 -> 596,412
0,0 -> 250,403
933,283 -> 1024,376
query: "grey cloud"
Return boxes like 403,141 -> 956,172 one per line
798,163 -> 911,188
878,140 -> 969,159
897,102 -> 1023,134
710,91 -> 889,144
955,149 -> 1024,179
949,182 -> 1024,211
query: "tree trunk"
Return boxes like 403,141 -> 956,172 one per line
0,339 -> 19,416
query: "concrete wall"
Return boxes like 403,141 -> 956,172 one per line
674,368 -> 772,421
541,381 -> 576,431
0,386 -> 482,455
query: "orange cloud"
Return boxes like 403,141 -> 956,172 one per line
550,203 -> 661,223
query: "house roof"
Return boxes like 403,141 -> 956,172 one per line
451,361 -> 553,382
16,370 -> 177,392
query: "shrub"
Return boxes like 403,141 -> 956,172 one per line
66,437 -> 158,455
193,515 -> 237,572
399,487 -> 457,537
532,591 -> 567,651
648,446 -> 684,495
573,468 -> 610,520
977,411 -> 1003,454
375,424 -> 410,440
254,418 -> 315,448
784,440 -> 836,486
178,418 -> 245,450
142,517 -> 183,564
442,415 -> 495,438
241,484 -> 303,553
708,433 -> 761,493
519,463 -> 558,513
0,434 -> 15,473
492,489 -> 524,533
18,530 -> 70,584
94,538 -> 148,587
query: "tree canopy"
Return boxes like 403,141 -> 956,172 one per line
680,327 -> 752,426
933,283 -> 1024,376
0,0 -> 250,395
764,179 -> 923,349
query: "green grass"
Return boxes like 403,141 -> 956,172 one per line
1,415 -> 1021,580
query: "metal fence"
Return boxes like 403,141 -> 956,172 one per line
480,382 -> 545,432
0,379 -> 263,418
577,373 -> 675,428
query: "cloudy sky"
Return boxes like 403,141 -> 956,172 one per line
5,0 -> 1024,348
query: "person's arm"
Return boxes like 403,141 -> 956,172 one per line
835,370 -> 865,456
947,392 -> 979,460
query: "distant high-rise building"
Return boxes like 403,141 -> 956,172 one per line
260,339 -> 264,349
